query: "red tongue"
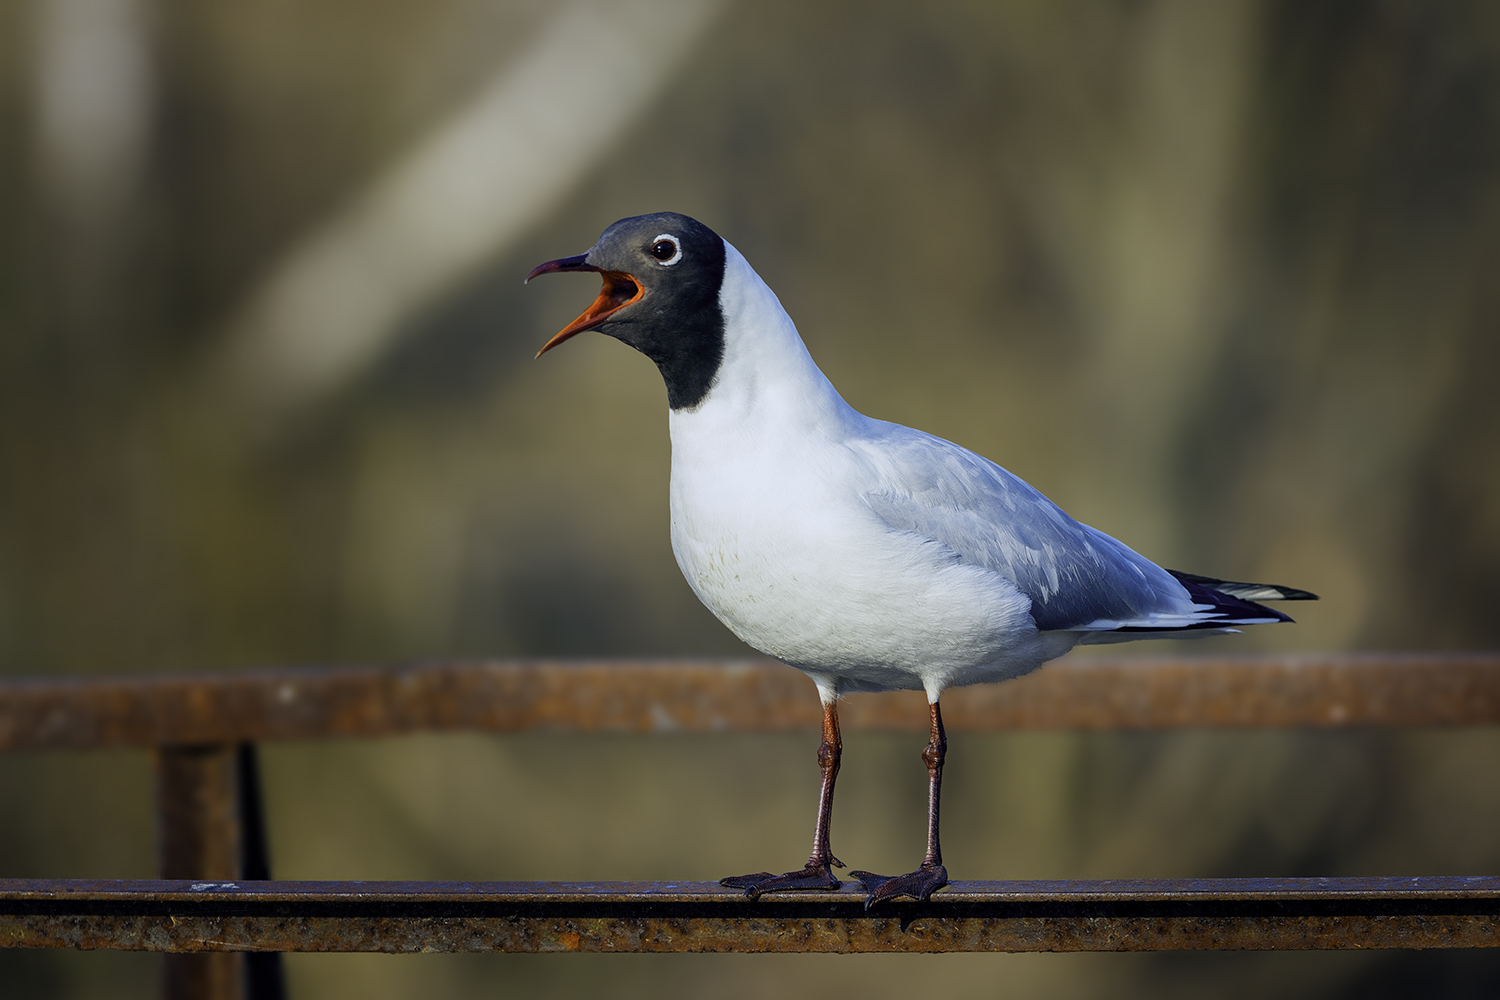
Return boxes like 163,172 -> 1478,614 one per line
535,270 -> 643,358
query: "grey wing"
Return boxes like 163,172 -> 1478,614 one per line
853,426 -> 1196,631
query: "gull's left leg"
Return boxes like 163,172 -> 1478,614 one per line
719,697 -> 845,897
850,698 -> 950,907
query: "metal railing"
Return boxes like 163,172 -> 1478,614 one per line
2,653 -> 1499,999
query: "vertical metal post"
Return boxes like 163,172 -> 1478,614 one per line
155,744 -> 243,1000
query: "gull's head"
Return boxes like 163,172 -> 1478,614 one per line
527,212 -> 727,409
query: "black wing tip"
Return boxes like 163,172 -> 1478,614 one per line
1164,570 -> 1301,627
1167,570 -> 1319,602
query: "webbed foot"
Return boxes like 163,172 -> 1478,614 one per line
720,860 -> 843,898
848,863 -> 948,908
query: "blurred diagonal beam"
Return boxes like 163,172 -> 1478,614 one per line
215,0 -> 726,419
31,0 -> 155,351
3,876 -> 1498,952
1,654 -> 1498,751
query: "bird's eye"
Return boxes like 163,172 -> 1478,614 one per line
650,235 -> 682,265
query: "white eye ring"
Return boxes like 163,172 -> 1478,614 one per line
650,234 -> 683,266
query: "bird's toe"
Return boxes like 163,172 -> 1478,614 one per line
718,872 -> 775,890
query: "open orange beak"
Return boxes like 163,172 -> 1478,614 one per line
526,254 -> 645,358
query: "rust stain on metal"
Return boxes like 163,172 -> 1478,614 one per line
2,654 -> 1498,752
2,877 -> 1497,954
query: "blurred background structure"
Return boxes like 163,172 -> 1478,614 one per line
2,0 -> 1500,995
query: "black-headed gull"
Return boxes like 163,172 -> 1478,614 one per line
528,212 -> 1315,907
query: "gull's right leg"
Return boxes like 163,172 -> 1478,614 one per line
850,698 -> 950,906
720,697 -> 843,897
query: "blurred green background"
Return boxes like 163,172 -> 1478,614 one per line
3,0 -> 1500,996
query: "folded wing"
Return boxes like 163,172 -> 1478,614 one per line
854,425 -> 1314,637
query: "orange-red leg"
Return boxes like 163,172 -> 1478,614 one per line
720,700 -> 844,897
850,699 -> 950,907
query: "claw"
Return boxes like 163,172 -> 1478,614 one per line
849,864 -> 948,908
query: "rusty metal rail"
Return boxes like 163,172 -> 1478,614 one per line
4,876 -> 1498,953
4,652 -> 1499,751
3,653 -> 1499,997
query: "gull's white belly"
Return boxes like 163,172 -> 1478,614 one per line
668,445 -> 1066,694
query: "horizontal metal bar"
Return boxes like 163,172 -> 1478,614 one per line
2,653 -> 1498,752
2,877 -> 1496,953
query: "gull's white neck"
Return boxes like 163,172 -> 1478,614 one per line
668,240 -> 857,441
